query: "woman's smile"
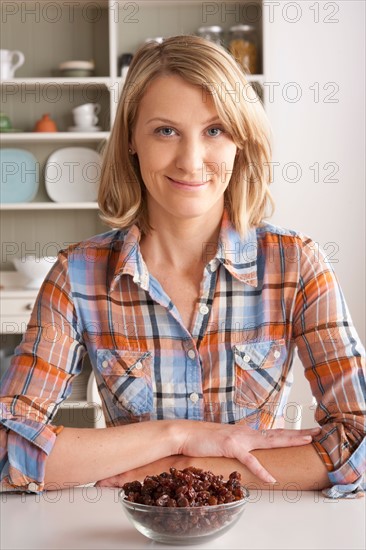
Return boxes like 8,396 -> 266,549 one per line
166,176 -> 209,191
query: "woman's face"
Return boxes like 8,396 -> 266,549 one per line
131,75 -> 237,225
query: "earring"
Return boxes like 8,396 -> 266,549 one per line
128,147 -> 134,154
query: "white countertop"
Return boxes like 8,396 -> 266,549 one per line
1,488 -> 365,549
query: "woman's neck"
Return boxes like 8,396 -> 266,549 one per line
140,209 -> 223,274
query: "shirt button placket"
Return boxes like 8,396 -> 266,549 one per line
186,348 -> 201,418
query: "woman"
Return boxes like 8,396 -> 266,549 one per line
1,36 -> 364,497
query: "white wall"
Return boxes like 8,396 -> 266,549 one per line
263,0 -> 365,416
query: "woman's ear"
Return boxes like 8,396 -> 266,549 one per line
129,138 -> 137,155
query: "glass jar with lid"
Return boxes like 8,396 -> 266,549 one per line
197,26 -> 224,46
229,25 -> 258,74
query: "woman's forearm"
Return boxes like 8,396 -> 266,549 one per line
182,445 -> 330,490
253,444 -> 330,490
107,444 -> 330,491
44,421 -> 182,488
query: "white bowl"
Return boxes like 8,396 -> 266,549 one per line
13,256 -> 58,289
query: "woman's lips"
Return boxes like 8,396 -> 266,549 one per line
167,177 -> 208,190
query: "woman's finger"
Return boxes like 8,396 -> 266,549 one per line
251,427 -> 320,450
271,427 -> 321,437
95,474 -> 125,487
240,452 -> 277,483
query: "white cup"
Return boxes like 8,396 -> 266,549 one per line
72,103 -> 101,116
72,103 -> 100,128
73,112 -> 98,128
0,49 -> 25,80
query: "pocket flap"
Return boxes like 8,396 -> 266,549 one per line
233,339 -> 285,370
97,349 -> 151,377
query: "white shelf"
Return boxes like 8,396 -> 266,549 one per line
0,132 -> 109,142
0,202 -> 99,210
59,400 -> 102,409
0,77 -> 112,87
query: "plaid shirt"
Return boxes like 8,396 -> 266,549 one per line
1,211 -> 365,495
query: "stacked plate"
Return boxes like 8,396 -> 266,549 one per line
0,149 -> 39,202
45,147 -> 101,202
59,60 -> 95,77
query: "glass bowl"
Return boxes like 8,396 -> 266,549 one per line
119,487 -> 249,545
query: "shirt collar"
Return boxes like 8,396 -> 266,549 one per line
110,224 -> 149,292
110,210 -> 258,291
214,210 -> 258,287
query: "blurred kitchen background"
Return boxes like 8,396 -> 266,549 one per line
0,1 -> 364,428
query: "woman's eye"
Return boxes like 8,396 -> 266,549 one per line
156,127 -> 176,137
207,127 -> 224,137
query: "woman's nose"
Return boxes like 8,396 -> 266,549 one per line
174,138 -> 205,177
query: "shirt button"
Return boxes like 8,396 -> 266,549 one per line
190,392 -> 199,403
135,361 -> 143,370
187,349 -> 196,360
199,305 -> 209,315
243,355 -> 251,363
102,360 -> 109,369
28,482 -> 39,492
273,350 -> 281,359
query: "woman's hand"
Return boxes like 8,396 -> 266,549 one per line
178,423 -> 321,483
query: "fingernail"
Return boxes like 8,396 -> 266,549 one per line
303,435 -> 312,441
267,475 -> 277,483
310,427 -> 321,433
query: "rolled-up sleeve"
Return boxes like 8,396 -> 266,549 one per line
293,239 -> 365,496
0,250 -> 86,493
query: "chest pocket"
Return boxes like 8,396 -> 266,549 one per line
97,349 -> 153,416
233,339 -> 286,409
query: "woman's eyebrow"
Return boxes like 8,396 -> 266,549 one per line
145,116 -> 222,126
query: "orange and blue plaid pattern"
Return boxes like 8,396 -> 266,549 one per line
1,211 -> 365,494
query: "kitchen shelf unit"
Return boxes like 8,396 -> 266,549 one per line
1,0 -> 266,428
1,0 -> 112,285
0,202 -> 99,210
1,132 -> 110,143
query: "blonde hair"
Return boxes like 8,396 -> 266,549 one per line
98,35 -> 274,237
